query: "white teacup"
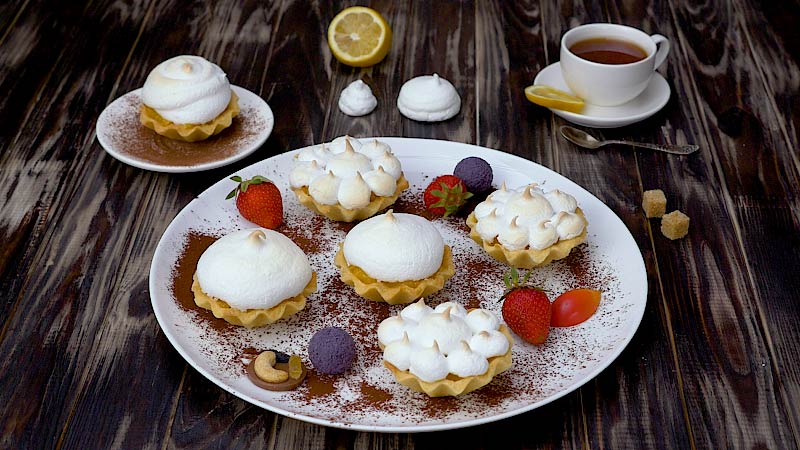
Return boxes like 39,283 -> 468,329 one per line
560,23 -> 670,106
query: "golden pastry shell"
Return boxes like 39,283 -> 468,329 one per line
465,208 -> 587,269
383,325 -> 514,397
334,244 -> 454,305
139,91 -> 240,142
191,271 -> 316,327
291,175 -> 409,222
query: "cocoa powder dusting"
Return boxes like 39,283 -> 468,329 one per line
359,384 -> 393,405
161,162 -> 632,428
170,232 -> 239,336
303,370 -> 337,397
278,216 -> 327,254
106,95 -> 265,167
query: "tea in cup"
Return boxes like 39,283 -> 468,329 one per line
560,23 -> 670,106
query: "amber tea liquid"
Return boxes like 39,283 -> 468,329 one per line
569,38 -> 648,64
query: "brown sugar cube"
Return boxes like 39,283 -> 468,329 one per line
660,210 -> 690,240
642,189 -> 667,218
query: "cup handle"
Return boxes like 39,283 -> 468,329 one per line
651,34 -> 670,70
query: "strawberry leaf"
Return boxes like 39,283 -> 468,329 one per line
443,204 -> 459,217
431,188 -> 447,199
522,270 -> 531,285
227,175 -> 274,201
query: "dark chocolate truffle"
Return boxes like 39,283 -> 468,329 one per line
454,157 -> 493,193
308,327 -> 356,375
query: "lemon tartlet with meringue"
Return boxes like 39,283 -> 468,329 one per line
289,136 -> 409,222
377,300 -> 513,397
140,55 -> 239,142
192,228 -> 316,327
466,183 -> 588,268
334,210 -> 454,304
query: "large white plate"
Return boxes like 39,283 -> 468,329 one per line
533,62 -> 670,128
149,137 -> 647,432
97,85 -> 274,173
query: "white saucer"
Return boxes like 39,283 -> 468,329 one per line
96,85 -> 274,173
533,62 -> 670,128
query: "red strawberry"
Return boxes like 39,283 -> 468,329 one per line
423,175 -> 473,217
227,175 -> 283,229
501,268 -> 551,345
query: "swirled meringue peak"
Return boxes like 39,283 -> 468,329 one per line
343,211 -> 444,282
338,80 -> 378,116
290,137 -> 403,210
142,55 -> 231,124
473,184 -> 586,251
378,299 -> 509,382
397,73 -> 461,122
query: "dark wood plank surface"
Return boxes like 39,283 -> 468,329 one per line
1,1 -> 798,449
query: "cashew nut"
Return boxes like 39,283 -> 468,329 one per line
254,351 -> 289,383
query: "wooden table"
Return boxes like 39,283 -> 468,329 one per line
2,1 -> 798,448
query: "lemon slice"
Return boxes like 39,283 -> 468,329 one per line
327,6 -> 392,67
524,85 -> 585,113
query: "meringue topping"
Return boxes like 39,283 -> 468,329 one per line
358,139 -> 392,159
195,228 -> 313,310
465,309 -> 500,332
328,135 -> 363,153
383,333 -> 413,371
142,55 -> 232,124
362,166 -> 396,196
308,171 -> 341,205
413,307 -> 474,354
290,137 -> 403,210
343,211 -> 444,282
447,341 -> 490,377
338,80 -> 378,116
409,342 -> 450,382
378,316 -> 411,346
433,302 -> 469,319
399,298 -> 433,322
396,73 -> 461,122
468,330 -> 510,359
379,299 -> 509,382
326,141 -> 373,178
473,183 -> 586,250
337,172 -> 372,209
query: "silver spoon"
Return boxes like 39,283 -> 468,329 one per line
560,125 -> 699,155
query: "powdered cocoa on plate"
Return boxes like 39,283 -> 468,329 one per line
105,95 -> 265,167
167,185 -> 621,425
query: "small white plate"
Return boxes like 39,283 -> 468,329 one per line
149,137 -> 648,432
96,85 -> 274,173
533,62 -> 670,128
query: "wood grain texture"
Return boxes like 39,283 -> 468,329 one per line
606,0 -> 800,448
323,0 -> 406,140
0,1 -> 158,448
0,0 -> 798,449
533,2 -> 694,449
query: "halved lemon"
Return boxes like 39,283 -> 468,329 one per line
327,6 -> 392,67
524,85 -> 585,113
